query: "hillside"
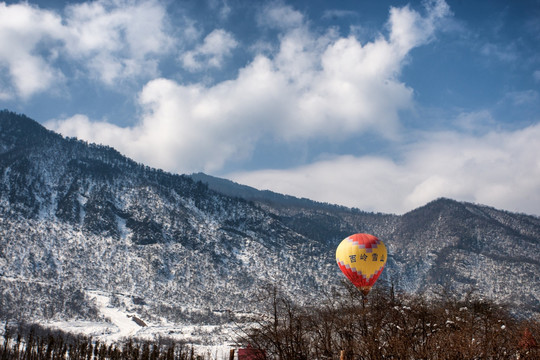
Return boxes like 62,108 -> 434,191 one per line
192,172 -> 540,314
0,110 -> 538,333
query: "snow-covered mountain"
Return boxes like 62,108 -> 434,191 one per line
191,173 -> 540,315
1,110 -> 539,332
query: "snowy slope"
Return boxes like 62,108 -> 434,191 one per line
0,110 -> 539,335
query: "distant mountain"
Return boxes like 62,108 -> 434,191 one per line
189,172 -> 349,211
1,110 -> 538,329
191,173 -> 540,314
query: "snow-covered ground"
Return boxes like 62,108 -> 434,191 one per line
41,290 -> 240,359
90,291 -> 144,341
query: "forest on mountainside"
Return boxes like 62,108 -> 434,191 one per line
1,110 -> 539,324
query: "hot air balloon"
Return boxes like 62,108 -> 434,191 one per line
336,233 -> 387,296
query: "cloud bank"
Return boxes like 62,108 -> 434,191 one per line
228,123 -> 540,215
48,1 -> 449,171
182,29 -> 238,72
0,0 -> 172,97
0,2 -> 64,98
8,0 -> 538,216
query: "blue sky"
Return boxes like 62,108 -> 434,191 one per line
1,0 -> 540,215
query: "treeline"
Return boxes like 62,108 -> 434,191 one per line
237,282 -> 539,360
2,283 -> 539,360
0,279 -> 99,322
0,322 -> 203,360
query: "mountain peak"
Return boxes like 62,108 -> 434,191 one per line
0,110 -> 59,151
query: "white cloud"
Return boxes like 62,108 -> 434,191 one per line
0,2 -> 65,98
182,29 -> 238,72
46,114 -> 137,149
48,1 -> 450,174
63,0 -> 173,84
388,0 -> 450,56
228,123 -> 540,216
258,2 -> 304,30
0,0 -> 173,96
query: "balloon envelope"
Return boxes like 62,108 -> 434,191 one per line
336,233 -> 387,295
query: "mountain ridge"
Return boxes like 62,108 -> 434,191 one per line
0,110 -> 538,327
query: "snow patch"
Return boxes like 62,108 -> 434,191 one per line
88,290 -> 146,342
